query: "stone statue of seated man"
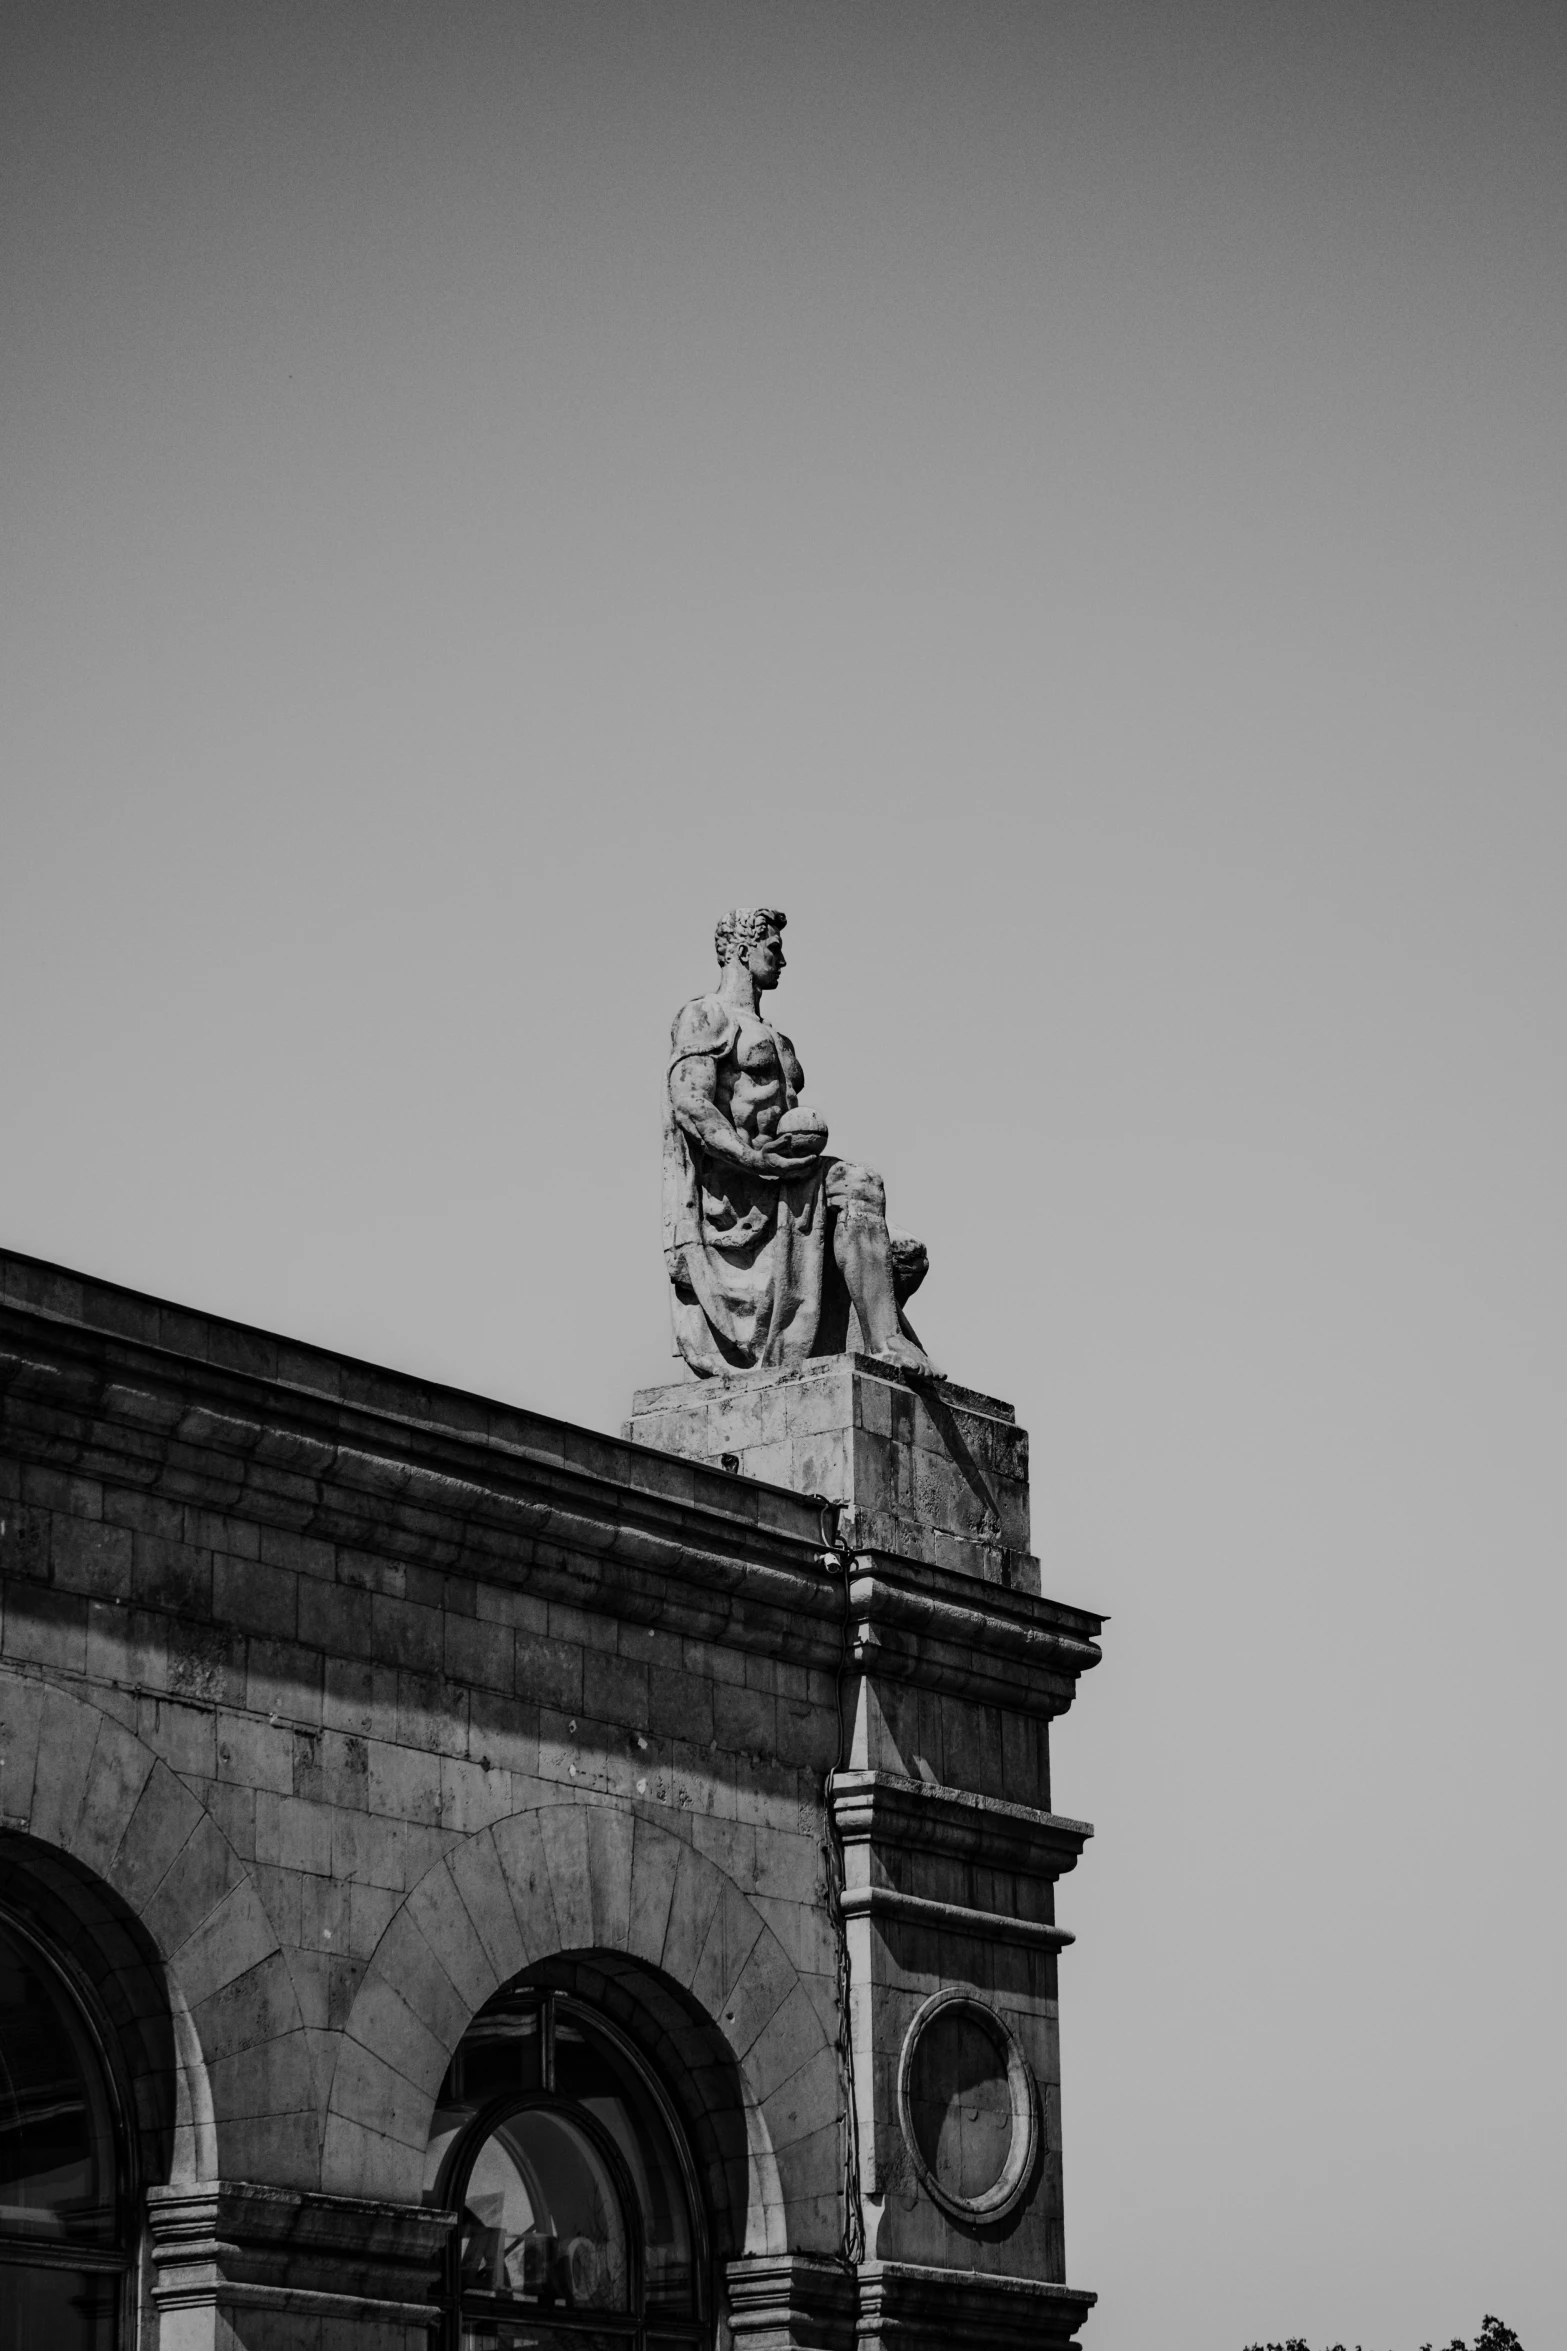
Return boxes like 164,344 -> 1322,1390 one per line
662,907 -> 940,1379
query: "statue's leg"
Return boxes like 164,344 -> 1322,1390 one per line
826,1162 -> 943,1377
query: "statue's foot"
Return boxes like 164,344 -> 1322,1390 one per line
869,1334 -> 945,1380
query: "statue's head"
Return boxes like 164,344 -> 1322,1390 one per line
714,907 -> 787,989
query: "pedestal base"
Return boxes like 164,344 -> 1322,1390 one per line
624,1355 -> 1038,1589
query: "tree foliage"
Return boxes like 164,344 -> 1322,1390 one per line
1242,2320 -> 1521,2351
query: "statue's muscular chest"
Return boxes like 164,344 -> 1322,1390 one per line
717,1016 -> 803,1134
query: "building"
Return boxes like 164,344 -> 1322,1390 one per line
0,1245 -> 1102,2349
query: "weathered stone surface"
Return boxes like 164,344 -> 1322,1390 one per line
628,1354 -> 1037,1587
856,2262 -> 1095,2350
726,2250 -> 858,2350
146,2180 -> 454,2351
664,908 -> 940,1378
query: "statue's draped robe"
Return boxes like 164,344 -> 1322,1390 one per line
663,996 -> 835,1375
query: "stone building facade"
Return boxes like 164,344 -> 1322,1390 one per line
0,1246 -> 1102,2350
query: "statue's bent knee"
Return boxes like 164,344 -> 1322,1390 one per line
888,1227 -> 929,1305
827,1160 -> 886,1221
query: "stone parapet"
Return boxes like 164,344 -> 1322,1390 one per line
0,1291 -> 1101,1735
0,1258 -> 1099,1717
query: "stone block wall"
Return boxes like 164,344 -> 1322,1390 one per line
0,1251 -> 1103,2350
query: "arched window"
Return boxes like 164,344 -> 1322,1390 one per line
0,1911 -> 129,2349
426,1987 -> 708,2351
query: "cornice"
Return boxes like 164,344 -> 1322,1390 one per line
828,1770 -> 1093,1881
838,1884 -> 1073,1950
855,2263 -> 1096,2349
842,1569 -> 1101,1714
0,1256 -> 1104,1715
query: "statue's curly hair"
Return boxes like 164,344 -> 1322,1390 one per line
714,907 -> 787,967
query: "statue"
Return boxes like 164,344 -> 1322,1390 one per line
663,908 -> 941,1378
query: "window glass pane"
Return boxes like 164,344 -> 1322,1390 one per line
555,2022 -> 695,2315
451,2010 -> 543,2109
0,1925 -> 117,2245
0,2259 -> 119,2350
425,2008 -> 542,2199
460,2108 -> 629,2315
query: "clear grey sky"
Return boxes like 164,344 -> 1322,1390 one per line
3,6 -> 1564,2344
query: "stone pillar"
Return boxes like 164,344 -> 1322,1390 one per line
146,2184 -> 454,2351
830,1768 -> 1091,2312
627,1358 -> 1101,2350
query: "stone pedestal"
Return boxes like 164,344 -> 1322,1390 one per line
624,1355 -> 1039,1590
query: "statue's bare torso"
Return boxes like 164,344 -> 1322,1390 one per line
715,1016 -> 804,1145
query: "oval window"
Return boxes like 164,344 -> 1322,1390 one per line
0,1911 -> 129,2347
897,1990 -> 1039,2224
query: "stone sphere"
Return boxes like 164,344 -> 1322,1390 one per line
776,1106 -> 829,1150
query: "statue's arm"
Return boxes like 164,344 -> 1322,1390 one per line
671,1052 -> 746,1169
670,1004 -> 807,1179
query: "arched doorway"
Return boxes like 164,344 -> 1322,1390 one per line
425,1982 -> 709,2351
0,1908 -> 132,2350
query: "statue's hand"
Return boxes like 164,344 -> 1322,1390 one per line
745,1141 -> 821,1179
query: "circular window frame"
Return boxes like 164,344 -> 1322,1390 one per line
896,1989 -> 1039,2224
